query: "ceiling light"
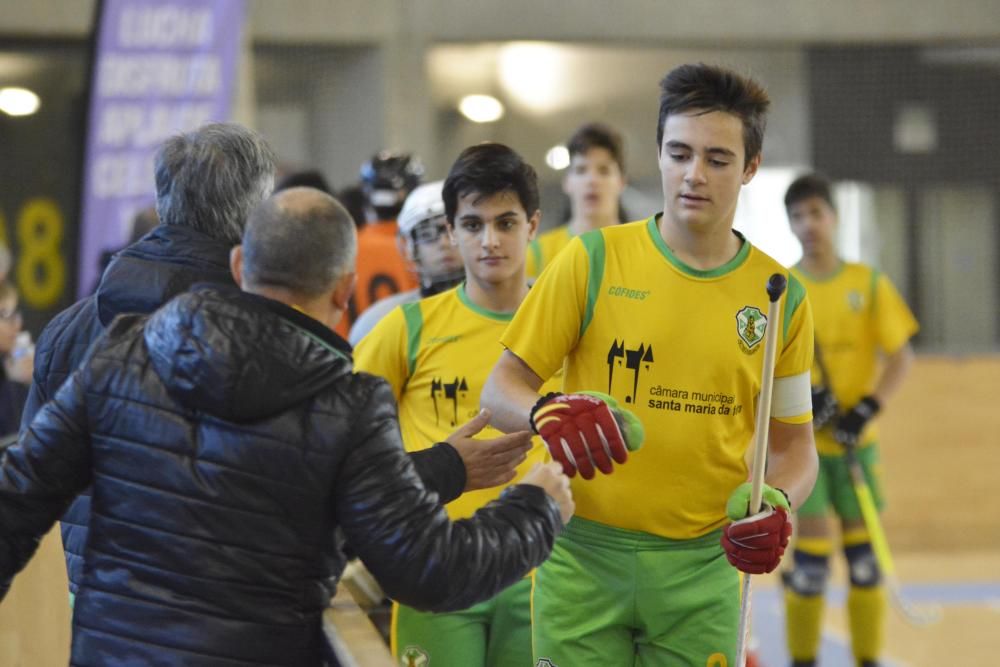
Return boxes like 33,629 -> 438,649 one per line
458,94 -> 504,123
0,87 -> 40,116
498,42 -> 567,113
545,145 -> 570,170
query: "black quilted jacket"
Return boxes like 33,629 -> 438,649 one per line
0,285 -> 562,666
23,224 -> 468,597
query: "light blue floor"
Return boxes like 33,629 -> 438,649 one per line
751,581 -> 1000,667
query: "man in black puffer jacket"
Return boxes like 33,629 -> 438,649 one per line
0,187 -> 572,665
24,122 -> 532,600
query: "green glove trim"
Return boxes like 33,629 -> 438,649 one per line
577,390 -> 645,452
726,481 -> 791,520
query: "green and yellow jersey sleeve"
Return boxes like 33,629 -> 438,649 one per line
502,233 -> 594,382
794,263 -> 918,454
526,224 -> 575,279
353,304 -> 412,402
503,217 -> 814,540
356,286 -> 549,520
874,272 -> 920,355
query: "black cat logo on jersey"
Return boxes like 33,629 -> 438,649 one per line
606,339 -> 654,404
430,376 -> 469,426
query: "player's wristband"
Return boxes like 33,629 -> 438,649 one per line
529,392 -> 562,434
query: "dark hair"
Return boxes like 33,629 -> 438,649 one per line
784,173 -> 836,211
656,63 -> 770,165
276,169 -> 333,195
241,187 -> 356,297
154,122 -> 276,245
336,185 -> 368,230
442,143 -> 539,225
567,122 -> 626,173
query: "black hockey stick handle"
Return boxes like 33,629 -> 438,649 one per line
767,273 -> 787,303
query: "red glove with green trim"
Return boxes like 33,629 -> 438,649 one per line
529,391 -> 643,479
720,482 -> 792,574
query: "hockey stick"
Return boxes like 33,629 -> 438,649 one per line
843,444 -> 941,626
735,273 -> 787,667
815,341 -> 941,626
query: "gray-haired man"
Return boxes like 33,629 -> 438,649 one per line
1,186 -> 572,664
25,123 -> 520,601
24,122 -> 278,597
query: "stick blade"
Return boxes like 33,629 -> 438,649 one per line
888,579 -> 943,627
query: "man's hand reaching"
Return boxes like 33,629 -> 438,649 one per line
446,409 -> 534,491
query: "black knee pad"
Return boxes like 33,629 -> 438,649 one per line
845,542 -> 881,587
782,550 -> 829,597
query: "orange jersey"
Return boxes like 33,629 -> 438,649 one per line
337,221 -> 418,338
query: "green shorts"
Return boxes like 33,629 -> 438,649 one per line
532,517 -> 739,667
392,576 -> 531,667
798,443 -> 885,521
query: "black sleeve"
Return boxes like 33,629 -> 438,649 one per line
19,343 -> 52,438
408,443 -> 466,505
0,372 -> 93,599
334,378 -> 562,613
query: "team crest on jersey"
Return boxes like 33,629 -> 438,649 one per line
401,645 -> 429,666
735,305 -> 767,353
536,659 -> 559,667
847,289 -> 864,312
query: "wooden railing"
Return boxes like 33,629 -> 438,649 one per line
323,586 -> 394,667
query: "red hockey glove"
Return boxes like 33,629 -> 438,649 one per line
721,482 -> 793,574
529,391 -> 642,479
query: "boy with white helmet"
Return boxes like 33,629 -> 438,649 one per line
348,181 -> 464,345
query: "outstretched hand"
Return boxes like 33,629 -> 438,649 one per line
520,461 -> 575,525
446,409 -> 533,491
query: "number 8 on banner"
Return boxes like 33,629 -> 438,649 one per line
16,198 -> 65,309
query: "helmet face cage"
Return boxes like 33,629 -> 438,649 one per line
410,215 -> 449,246
360,151 -> 425,219
403,213 -> 464,295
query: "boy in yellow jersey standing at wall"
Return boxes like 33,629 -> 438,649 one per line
527,122 -> 627,278
482,63 -> 820,667
783,174 -> 918,667
355,143 -> 557,666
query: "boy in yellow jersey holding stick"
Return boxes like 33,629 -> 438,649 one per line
526,122 -> 627,278
355,143 -> 561,666
784,174 -> 918,667
483,63 -> 820,666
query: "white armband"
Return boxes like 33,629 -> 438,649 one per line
771,371 -> 811,419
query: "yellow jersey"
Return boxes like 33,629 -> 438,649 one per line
501,217 -> 814,539
792,262 -> 918,455
526,225 -> 574,278
354,284 -> 550,519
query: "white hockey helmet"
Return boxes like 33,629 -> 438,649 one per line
397,180 -> 446,237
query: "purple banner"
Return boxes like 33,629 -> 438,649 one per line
78,0 -> 244,295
